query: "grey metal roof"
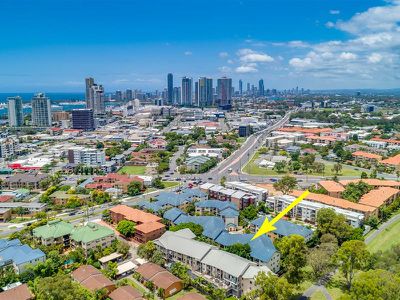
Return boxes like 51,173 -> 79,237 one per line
200,249 -> 252,278
154,231 -> 215,260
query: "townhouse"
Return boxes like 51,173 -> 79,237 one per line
154,230 -> 273,298
85,173 -> 144,193
1,173 -> 48,191
199,183 -> 255,209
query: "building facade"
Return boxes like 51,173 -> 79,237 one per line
31,93 -> 51,127
7,96 -> 24,127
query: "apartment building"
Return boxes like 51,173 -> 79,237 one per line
0,137 -> 18,159
33,220 -> 115,254
67,147 -> 106,166
86,173 -> 144,193
154,230 -> 272,298
266,195 -> 365,227
109,205 -> 165,243
187,146 -> 224,159
1,173 -> 48,190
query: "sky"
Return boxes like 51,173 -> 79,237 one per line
0,0 -> 399,92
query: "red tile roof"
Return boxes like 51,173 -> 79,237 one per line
352,151 -> 382,160
339,179 -> 400,188
0,284 -> 33,300
109,286 -> 143,300
318,180 -> 345,193
71,265 -> 115,292
381,154 -> 400,166
135,222 -> 165,234
359,187 -> 400,208
110,205 -> 161,223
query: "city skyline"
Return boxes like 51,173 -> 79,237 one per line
1,0 -> 399,92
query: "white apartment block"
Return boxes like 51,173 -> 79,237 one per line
187,147 -> 224,159
225,181 -> 268,202
266,195 -> 364,228
0,137 -> 18,159
67,147 -> 106,166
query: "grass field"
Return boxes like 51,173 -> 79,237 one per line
367,216 -> 400,253
243,152 -> 363,177
118,166 -> 146,175
162,181 -> 180,188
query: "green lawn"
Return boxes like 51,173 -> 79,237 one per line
118,166 -> 146,175
162,181 -> 180,188
243,152 -> 363,177
367,216 -> 400,253
167,288 -> 201,300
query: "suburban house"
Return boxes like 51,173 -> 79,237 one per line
0,284 -> 34,300
109,285 -> 144,300
185,156 -> 211,172
109,205 -> 165,243
0,239 -> 46,274
71,265 -> 115,294
49,191 -> 91,206
136,262 -> 182,298
352,151 -> 382,163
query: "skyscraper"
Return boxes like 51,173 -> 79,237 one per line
216,77 -> 232,110
85,77 -> 105,115
167,73 -> 173,105
7,96 -> 23,127
72,109 -> 95,131
198,77 -> 213,107
239,80 -> 243,96
31,93 -> 51,127
173,87 -> 181,104
181,77 -> 193,106
85,77 -> 94,104
115,90 -> 122,101
247,83 -> 250,94
258,79 -> 265,96
125,89 -> 133,101
194,81 -> 199,106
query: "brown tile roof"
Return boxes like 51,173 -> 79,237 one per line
291,190 -> 376,214
307,135 -> 337,142
381,154 -> 400,166
0,284 -> 33,300
110,205 -> 161,223
136,263 -> 181,290
359,187 -> 400,208
279,127 -> 332,134
371,137 -> 400,145
109,285 -> 143,300
318,180 -> 345,193
339,179 -> 400,188
352,151 -> 382,160
135,221 -> 165,234
178,292 -> 207,300
71,265 -> 115,292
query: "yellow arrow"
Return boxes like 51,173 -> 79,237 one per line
251,190 -> 310,240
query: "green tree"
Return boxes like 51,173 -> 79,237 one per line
127,181 -> 142,196
273,161 -> 287,173
243,272 -> 294,300
152,177 -> 165,189
342,182 -> 373,202
349,269 -> 400,300
171,262 -> 191,288
225,243 -> 251,260
220,176 -> 227,187
316,208 -> 354,244
361,171 -> 368,179
331,162 -> 343,175
273,175 -> 297,195
170,222 -> 203,236
33,274 -> 93,300
275,235 -> 307,283
103,261 -> 118,279
116,220 -> 136,237
334,240 -> 371,289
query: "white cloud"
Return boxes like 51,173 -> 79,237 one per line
235,63 -> 258,73
237,48 -> 274,63
219,52 -> 229,58
288,40 -> 309,48
339,52 -> 358,60
325,21 -> 335,28
286,0 -> 400,85
289,57 -> 312,68
184,51 -> 192,56
329,10 -> 340,15
227,59 -> 234,64
218,66 -> 232,73
368,53 -> 383,63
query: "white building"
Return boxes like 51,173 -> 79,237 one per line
67,147 -> 106,166
266,195 -> 364,228
31,93 -> 52,127
0,137 -> 18,159
225,181 -> 268,202
187,146 -> 224,159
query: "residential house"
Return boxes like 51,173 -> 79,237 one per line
85,173 -> 144,193
185,156 -> 211,172
72,265 -> 115,294
136,263 -> 182,298
0,284 -> 34,300
109,285 -> 143,300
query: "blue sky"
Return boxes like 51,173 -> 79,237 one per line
1,0 -> 399,92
